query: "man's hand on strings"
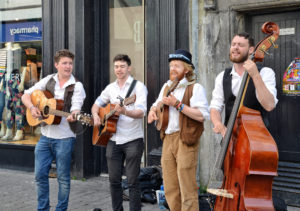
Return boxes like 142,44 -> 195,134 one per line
92,113 -> 101,127
30,106 -> 41,119
114,104 -> 125,116
67,110 -> 80,122
162,94 -> 178,107
244,59 -> 260,79
147,107 -> 158,124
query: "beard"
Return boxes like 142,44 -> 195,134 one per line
229,51 -> 249,63
170,70 -> 185,81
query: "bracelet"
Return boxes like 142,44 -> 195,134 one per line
179,103 -> 185,112
30,105 -> 35,111
174,100 -> 180,108
176,102 -> 182,110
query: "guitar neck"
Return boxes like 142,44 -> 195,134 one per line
49,108 -> 71,118
105,109 -> 117,120
103,96 -> 135,121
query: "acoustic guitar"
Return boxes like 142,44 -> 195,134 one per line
156,78 -> 179,131
92,94 -> 136,146
26,89 -> 92,126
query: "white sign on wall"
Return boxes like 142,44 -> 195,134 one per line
279,28 -> 295,36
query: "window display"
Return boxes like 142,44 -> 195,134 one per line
0,0 -> 42,145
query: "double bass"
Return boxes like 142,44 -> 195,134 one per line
207,22 -> 280,211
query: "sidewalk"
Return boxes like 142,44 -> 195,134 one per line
0,168 -> 160,211
1,168 -> 300,211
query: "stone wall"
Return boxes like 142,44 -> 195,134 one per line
190,0 -> 300,189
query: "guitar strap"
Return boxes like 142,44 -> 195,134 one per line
125,79 -> 137,98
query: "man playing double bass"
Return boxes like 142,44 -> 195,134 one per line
210,32 -> 278,136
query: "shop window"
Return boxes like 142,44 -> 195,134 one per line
109,0 -> 144,83
0,0 -> 42,145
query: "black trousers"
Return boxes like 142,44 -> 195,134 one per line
106,138 -> 144,211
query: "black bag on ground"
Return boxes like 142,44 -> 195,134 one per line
197,193 -> 287,211
122,166 -> 163,204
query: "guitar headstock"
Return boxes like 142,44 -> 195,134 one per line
124,94 -> 136,106
76,113 -> 93,126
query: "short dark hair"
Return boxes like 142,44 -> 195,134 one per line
113,54 -> 131,66
235,32 -> 255,47
54,49 -> 75,63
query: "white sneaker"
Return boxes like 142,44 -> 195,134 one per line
13,130 -> 24,141
0,122 -> 6,137
1,128 -> 13,140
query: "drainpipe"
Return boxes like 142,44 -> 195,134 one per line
191,0 -> 199,80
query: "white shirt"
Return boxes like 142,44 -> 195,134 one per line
152,77 -> 209,135
210,66 -> 278,112
94,76 -> 148,145
24,73 -> 86,139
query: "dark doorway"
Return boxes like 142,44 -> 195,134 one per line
246,10 -> 300,206
145,0 -> 189,166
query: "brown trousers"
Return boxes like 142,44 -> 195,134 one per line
161,132 -> 199,211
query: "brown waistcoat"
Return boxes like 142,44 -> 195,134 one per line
161,83 -> 204,146
45,75 -> 80,134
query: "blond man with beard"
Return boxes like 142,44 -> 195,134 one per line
210,32 -> 278,137
148,49 -> 209,211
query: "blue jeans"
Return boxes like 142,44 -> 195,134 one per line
106,138 -> 144,211
0,91 -> 4,122
35,135 -> 75,211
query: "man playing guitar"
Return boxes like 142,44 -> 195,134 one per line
147,49 -> 209,211
91,54 -> 147,211
21,49 -> 86,211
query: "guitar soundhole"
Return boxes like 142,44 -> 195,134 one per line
44,106 -> 49,115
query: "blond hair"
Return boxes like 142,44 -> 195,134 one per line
183,62 -> 196,82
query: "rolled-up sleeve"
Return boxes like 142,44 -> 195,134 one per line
190,83 -> 210,120
210,71 -> 225,112
70,82 -> 86,112
134,82 -> 148,116
259,67 -> 278,106
94,85 -> 111,107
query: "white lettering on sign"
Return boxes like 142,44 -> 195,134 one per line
279,28 -> 295,36
10,26 -> 39,36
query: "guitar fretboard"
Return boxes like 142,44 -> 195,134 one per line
49,108 -> 71,118
105,109 -> 117,121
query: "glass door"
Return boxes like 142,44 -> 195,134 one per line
109,0 -> 144,83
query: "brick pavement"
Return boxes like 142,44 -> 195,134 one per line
0,169 -> 160,211
1,168 -> 300,211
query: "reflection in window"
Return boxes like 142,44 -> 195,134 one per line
0,0 -> 42,145
109,0 -> 144,82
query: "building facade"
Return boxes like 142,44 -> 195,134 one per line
195,0 -> 300,206
0,0 -> 299,207
0,0 -> 190,176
